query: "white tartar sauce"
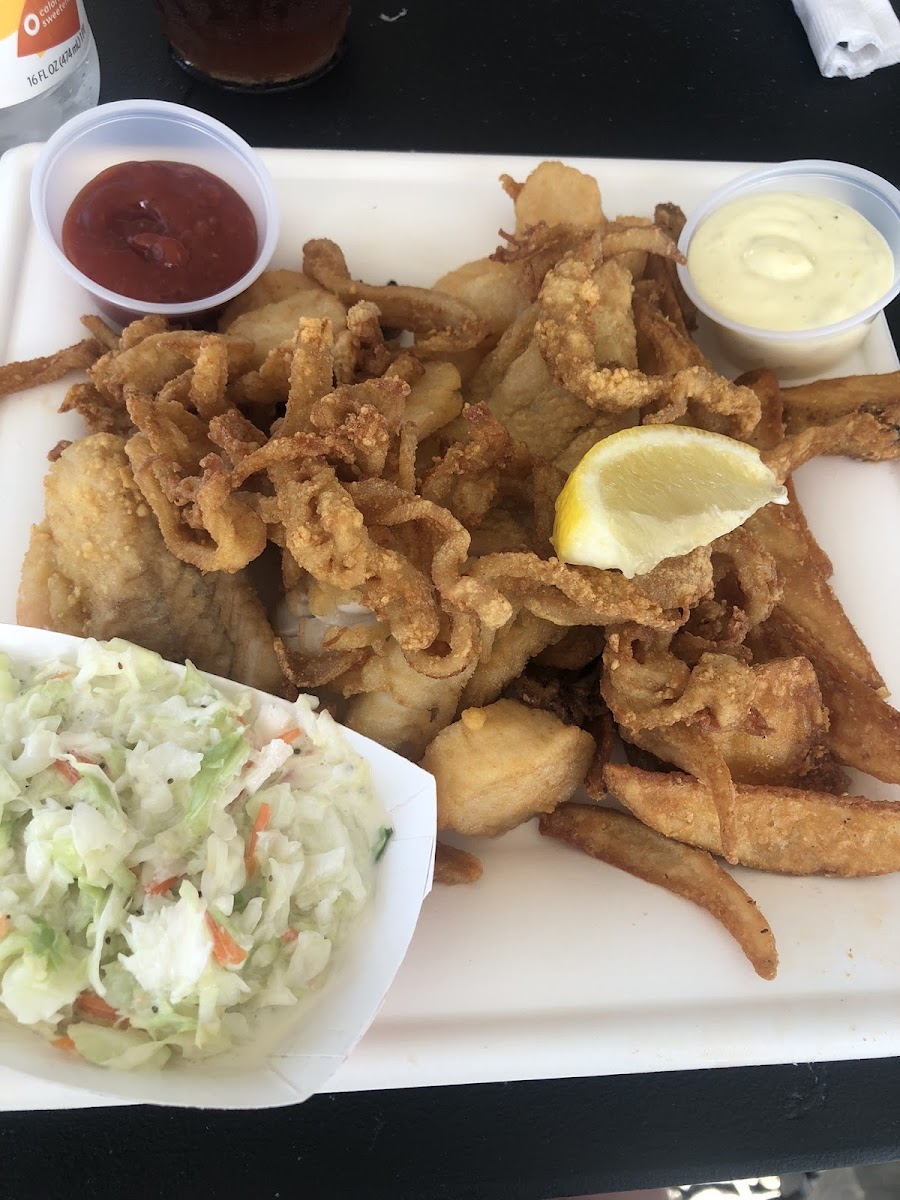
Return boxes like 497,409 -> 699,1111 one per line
686,191 -> 894,332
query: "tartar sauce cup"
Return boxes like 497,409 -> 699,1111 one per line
676,160 -> 900,378
30,99 -> 279,325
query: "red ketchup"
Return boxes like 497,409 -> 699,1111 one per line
61,160 -> 258,304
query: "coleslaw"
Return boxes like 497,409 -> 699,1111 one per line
0,638 -> 390,1069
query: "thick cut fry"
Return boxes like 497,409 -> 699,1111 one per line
748,607 -> 900,785
433,842 -> 484,885
604,763 -> 900,879
781,371 -> 900,433
745,481 -> 884,691
762,411 -> 900,479
734,369 -> 784,452
422,700 -> 595,837
539,804 -> 777,980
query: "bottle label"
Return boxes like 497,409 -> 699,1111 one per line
0,0 -> 92,109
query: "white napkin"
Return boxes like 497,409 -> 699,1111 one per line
792,0 -> 900,78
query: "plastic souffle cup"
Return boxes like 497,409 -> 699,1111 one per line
676,159 -> 900,379
29,99 -> 279,325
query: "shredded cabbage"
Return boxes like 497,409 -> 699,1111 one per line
0,640 -> 389,1068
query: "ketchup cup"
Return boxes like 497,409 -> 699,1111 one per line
30,99 -> 279,325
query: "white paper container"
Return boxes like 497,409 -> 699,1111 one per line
0,624 -> 436,1109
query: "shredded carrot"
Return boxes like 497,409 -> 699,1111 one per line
53,759 -> 80,785
280,928 -> 299,945
0,915 -> 8,940
144,875 -> 181,896
205,913 -> 248,967
277,727 -> 303,744
51,1036 -> 76,1052
74,990 -> 129,1028
48,672 -> 71,681
244,801 -> 271,879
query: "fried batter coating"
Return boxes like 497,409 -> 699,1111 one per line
422,700 -> 594,837
433,842 -> 484,885
745,481 -> 884,691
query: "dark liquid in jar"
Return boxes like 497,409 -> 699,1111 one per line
62,160 -> 259,305
152,0 -> 349,86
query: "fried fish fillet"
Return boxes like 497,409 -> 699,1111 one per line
17,434 -> 285,693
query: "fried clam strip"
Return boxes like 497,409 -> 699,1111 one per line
780,371 -> 900,434
535,251 -> 761,439
347,477 -> 512,676
230,314 -> 337,417
642,202 -> 697,333
419,402 -> 525,528
0,338 -> 101,400
762,409 -> 900,481
461,454 -> 683,709
303,238 -> 487,355
601,625 -> 761,863
333,300 -> 393,384
745,480 -> 884,692
748,607 -> 900,786
490,221 -> 597,302
229,378 -> 412,490
539,805 -> 777,981
604,763 -> 900,879
274,636 -> 369,690
125,434 -> 268,573
632,283 -> 711,377
269,467 -> 510,679
734,369 -> 785,452
90,331 -> 255,405
469,554 -> 681,631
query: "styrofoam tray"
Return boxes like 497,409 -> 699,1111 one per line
1,146 -> 899,1110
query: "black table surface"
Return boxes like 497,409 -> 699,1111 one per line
4,2 -> 900,1197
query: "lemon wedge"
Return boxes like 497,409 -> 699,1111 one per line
552,424 -> 788,578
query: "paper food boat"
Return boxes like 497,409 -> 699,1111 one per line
0,624 -> 436,1109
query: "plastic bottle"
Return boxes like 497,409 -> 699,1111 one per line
0,0 -> 100,158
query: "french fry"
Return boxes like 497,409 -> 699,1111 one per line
605,762 -> 900,877
539,803 -> 778,980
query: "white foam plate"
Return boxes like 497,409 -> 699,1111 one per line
0,146 -> 898,1110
